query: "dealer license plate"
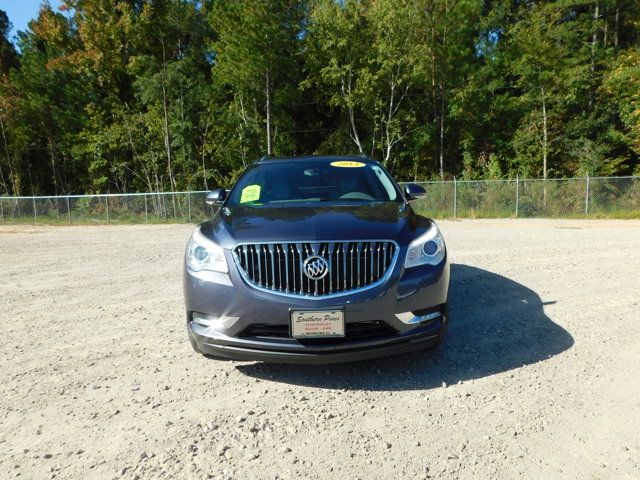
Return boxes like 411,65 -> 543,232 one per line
290,310 -> 345,338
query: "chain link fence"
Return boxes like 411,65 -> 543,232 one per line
0,176 -> 638,224
0,191 -> 211,225
409,176 -> 640,219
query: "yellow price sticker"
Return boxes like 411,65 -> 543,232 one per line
240,184 -> 261,203
330,161 -> 365,168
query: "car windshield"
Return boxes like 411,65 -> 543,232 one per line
226,159 -> 401,207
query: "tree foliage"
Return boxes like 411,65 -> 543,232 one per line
0,0 -> 638,195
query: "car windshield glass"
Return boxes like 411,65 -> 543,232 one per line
227,159 -> 401,206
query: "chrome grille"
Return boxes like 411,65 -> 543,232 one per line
233,241 -> 397,296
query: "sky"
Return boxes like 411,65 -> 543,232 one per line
1,0 -> 65,41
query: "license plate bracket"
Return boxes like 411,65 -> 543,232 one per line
290,309 -> 345,338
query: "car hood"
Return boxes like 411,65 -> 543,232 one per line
201,203 -> 430,249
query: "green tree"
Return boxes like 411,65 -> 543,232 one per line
0,9 -> 19,194
0,10 -> 18,73
210,0 -> 305,158
602,48 -> 640,172
304,0 -> 371,154
0,0 -> 638,196
5,4 -> 88,195
128,0 -> 212,191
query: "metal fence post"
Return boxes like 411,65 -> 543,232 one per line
66,196 -> 71,224
515,176 -> 519,218
453,177 -> 457,218
105,196 -> 110,223
187,192 -> 192,223
144,194 -> 148,223
172,193 -> 177,219
585,175 -> 590,215
33,197 -> 37,223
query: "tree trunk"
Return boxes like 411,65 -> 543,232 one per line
590,2 -> 599,109
160,39 -> 176,193
541,87 -> 548,180
383,81 -> 395,166
349,105 -> 363,153
439,80 -> 445,179
541,86 -> 548,209
0,154 -> 6,194
265,70 -> 272,155
603,6 -> 608,47
439,0 -> 449,178
614,3 -> 619,47
431,26 -> 437,173
0,117 -> 10,194
161,85 -> 175,191
12,150 -> 20,195
343,75 -> 363,153
201,122 -> 210,191
238,93 -> 249,128
47,135 -> 59,196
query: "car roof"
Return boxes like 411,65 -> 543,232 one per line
255,155 -> 379,165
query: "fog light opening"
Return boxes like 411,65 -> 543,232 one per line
395,310 -> 442,325
418,311 -> 441,323
192,312 -> 216,327
191,311 -> 239,329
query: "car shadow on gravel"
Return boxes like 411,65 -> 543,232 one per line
235,264 -> 574,391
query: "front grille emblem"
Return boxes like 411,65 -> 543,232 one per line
303,255 -> 329,280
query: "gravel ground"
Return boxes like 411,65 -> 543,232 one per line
1,219 -> 639,480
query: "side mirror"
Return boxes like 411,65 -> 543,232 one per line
206,188 -> 226,206
403,183 -> 426,201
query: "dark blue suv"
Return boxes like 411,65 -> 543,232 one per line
183,156 -> 449,363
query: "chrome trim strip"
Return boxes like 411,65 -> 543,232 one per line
369,242 -> 374,283
284,243 -> 289,292
328,243 -> 334,294
356,242 -> 361,287
383,243 -> 387,273
242,245 -> 248,275
268,244 -> 275,289
231,239 -> 400,299
395,311 -> 442,325
342,242 -> 347,290
296,243 -> 303,295
256,245 -> 262,285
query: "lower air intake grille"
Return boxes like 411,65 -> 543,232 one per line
239,321 -> 396,342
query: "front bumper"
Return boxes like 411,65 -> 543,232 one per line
184,250 -> 449,364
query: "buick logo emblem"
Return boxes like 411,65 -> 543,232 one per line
303,255 -> 329,280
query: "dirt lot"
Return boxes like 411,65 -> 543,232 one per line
0,219 -> 639,480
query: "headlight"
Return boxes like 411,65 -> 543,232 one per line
186,228 -> 228,273
404,222 -> 446,268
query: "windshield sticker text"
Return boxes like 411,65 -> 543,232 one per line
240,184 -> 261,203
330,161 -> 365,168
